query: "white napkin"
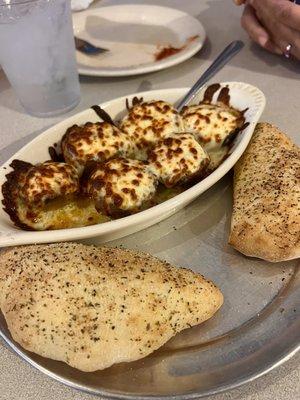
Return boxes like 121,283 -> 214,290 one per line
71,0 -> 95,11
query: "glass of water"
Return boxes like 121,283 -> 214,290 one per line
0,0 -> 81,117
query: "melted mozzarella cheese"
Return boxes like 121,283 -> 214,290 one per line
9,162 -> 91,230
62,122 -> 134,174
148,133 -> 210,187
120,101 -> 184,159
182,104 -> 242,151
20,162 -> 79,205
16,196 -> 107,231
86,158 -> 158,215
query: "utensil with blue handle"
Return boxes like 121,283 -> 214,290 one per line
74,37 -> 108,55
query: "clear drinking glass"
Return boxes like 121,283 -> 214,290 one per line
0,0 -> 81,117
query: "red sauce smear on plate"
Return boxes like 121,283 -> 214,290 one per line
154,35 -> 199,62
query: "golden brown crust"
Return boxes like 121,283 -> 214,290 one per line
86,158 -> 158,216
0,243 -> 223,372
120,100 -> 184,159
61,122 -> 134,173
229,123 -> 300,262
181,103 -> 245,151
1,160 -> 34,230
148,133 -> 210,187
2,161 -> 80,230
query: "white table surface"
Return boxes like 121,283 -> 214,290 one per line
0,1 -> 299,399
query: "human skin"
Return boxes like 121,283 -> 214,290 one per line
234,0 -> 300,59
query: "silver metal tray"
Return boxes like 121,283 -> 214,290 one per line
0,174 -> 299,398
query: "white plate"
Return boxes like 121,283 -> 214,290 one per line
0,82 -> 266,247
73,5 -> 206,77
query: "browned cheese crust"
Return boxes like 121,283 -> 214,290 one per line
229,123 -> 300,262
61,122 -> 134,173
2,160 -> 79,230
120,100 -> 184,159
86,158 -> 158,217
0,243 -> 223,372
2,160 -> 33,230
148,133 -> 210,187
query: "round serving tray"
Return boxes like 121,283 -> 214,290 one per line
0,173 -> 299,398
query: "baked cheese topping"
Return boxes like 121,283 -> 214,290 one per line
20,161 -> 79,205
62,122 -> 134,173
1,160 -> 83,230
86,158 -> 158,216
120,100 -> 184,159
148,133 -> 210,187
181,104 -> 242,151
2,91 -> 244,232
